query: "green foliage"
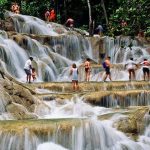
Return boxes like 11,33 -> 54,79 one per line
80,24 -> 88,31
0,0 -> 149,37
0,0 -> 8,19
145,27 -> 150,37
108,0 -> 150,36
0,0 -> 7,5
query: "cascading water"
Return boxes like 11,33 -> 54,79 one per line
0,101 -> 150,150
0,11 -> 150,150
0,12 -> 94,82
1,12 -> 149,82
103,36 -> 150,81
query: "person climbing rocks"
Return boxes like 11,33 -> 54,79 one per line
70,63 -> 79,91
140,58 -> 150,81
103,56 -> 112,82
24,57 -> 33,83
125,58 -> 138,81
49,8 -> 56,22
84,58 -> 91,82
45,9 -> 50,22
11,2 -> 20,14
65,17 -> 74,28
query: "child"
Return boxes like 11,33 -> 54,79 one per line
32,68 -> 37,81
70,63 -> 79,91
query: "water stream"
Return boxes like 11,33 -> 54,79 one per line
0,12 -> 150,150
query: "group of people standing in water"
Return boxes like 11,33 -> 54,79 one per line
69,56 -> 150,91
23,56 -> 150,91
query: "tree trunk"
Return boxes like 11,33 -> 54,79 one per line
101,0 -> 108,26
64,0 -> 67,21
87,0 -> 93,36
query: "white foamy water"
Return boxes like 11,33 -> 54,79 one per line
41,96 -> 112,119
37,142 -> 69,150
0,12 -> 150,150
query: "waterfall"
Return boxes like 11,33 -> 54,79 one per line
1,12 -> 149,81
0,12 -> 95,82
0,118 -> 150,150
0,11 -> 150,150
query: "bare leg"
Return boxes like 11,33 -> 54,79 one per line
27,75 -> 29,82
144,72 -> 146,81
29,75 -> 31,83
132,70 -> 135,80
108,74 -> 112,81
103,74 -> 107,81
128,71 -> 131,81
85,72 -> 87,81
72,81 -> 75,91
85,74 -> 88,81
75,81 -> 79,90
87,72 -> 90,82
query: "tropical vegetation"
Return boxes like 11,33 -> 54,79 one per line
0,0 -> 149,36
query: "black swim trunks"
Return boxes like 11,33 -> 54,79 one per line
24,69 -> 31,75
105,67 -> 110,75
85,68 -> 90,72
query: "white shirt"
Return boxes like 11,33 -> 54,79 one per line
125,60 -> 136,70
24,59 -> 32,70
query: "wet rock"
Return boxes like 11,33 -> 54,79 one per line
3,80 -> 13,90
55,98 -> 66,105
114,107 -> 149,134
34,103 -> 51,116
0,17 -> 15,31
6,102 -> 38,120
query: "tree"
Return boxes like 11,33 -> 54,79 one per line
87,0 -> 94,36
101,0 -> 108,26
